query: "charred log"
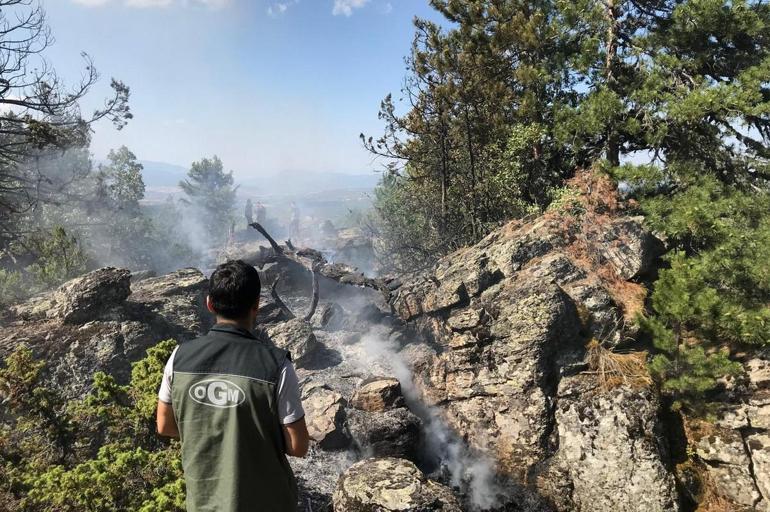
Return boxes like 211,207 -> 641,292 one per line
270,278 -> 296,320
303,263 -> 320,322
248,222 -> 387,295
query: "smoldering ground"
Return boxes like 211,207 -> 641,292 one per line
277,270 -> 515,511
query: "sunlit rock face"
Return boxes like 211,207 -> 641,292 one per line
265,317 -> 319,367
14,198 -> 770,511
333,457 -> 462,512
388,208 -> 679,511
539,373 -> 679,512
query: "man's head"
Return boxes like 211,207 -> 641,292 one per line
207,260 -> 261,327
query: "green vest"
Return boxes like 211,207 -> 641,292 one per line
170,324 -> 298,512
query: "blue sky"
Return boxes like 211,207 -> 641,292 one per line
40,0 -> 442,179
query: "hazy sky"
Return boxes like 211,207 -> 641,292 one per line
40,0 -> 442,178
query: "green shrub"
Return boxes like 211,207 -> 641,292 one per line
0,340 -> 184,511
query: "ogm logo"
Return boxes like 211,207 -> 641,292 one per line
189,379 -> 245,408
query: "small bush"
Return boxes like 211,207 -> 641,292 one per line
0,340 -> 184,512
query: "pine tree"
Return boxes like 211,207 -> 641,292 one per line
96,146 -> 145,216
179,156 -> 237,245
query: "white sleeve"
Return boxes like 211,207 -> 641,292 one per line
157,346 -> 179,404
277,359 -> 305,425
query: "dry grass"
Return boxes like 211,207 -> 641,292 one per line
602,276 -> 648,320
678,419 -> 743,511
691,461 -> 741,512
548,169 -> 649,320
585,339 -> 652,391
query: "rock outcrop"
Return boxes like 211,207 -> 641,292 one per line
0,267 -> 210,397
11,267 -> 132,324
537,374 -> 679,511
348,407 -> 421,459
386,177 -> 675,510
302,383 -> 350,449
685,370 -> 770,510
333,458 -> 462,512
9,174 -> 751,511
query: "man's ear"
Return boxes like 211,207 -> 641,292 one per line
206,295 -> 217,314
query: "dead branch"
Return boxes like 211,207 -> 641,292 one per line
270,278 -> 295,320
249,222 -> 283,255
303,263 -> 320,322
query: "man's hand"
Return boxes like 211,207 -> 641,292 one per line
156,400 -> 179,438
282,417 -> 309,457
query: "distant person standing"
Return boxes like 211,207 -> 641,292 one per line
244,198 -> 254,227
255,201 -> 266,225
289,202 -> 300,240
228,220 -> 236,245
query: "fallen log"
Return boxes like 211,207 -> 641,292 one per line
270,278 -> 295,320
248,222 -> 387,294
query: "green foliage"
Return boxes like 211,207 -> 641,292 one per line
179,155 -> 237,245
369,171 -> 444,271
130,340 -> 179,424
0,227 -> 89,305
25,227 -> 90,290
0,340 -> 184,511
368,0 -> 770,271
621,170 -> 770,411
0,269 -> 25,305
24,444 -> 182,512
96,146 -> 146,215
0,345 -> 73,471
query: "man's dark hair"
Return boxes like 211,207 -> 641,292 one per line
208,260 -> 261,319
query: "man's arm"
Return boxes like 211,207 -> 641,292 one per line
156,347 -> 179,438
277,359 -> 309,457
282,417 -> 309,457
157,400 -> 179,438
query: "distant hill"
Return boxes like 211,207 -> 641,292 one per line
138,160 -> 189,188
135,160 -> 381,202
240,170 -> 380,197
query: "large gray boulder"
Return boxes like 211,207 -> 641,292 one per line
389,205 -> 676,509
266,318 -> 318,367
748,433 -> 770,511
302,383 -> 349,450
12,267 -> 131,324
351,377 -> 405,412
333,458 -> 462,512
348,407 -> 421,460
539,374 -> 680,512
411,276 -> 581,476
595,216 -> 663,280
693,384 -> 770,510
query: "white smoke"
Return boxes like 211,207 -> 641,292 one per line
353,326 -> 510,511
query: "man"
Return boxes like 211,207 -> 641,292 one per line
255,201 -> 266,225
157,260 -> 309,512
244,198 -> 254,227
289,202 -> 300,240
